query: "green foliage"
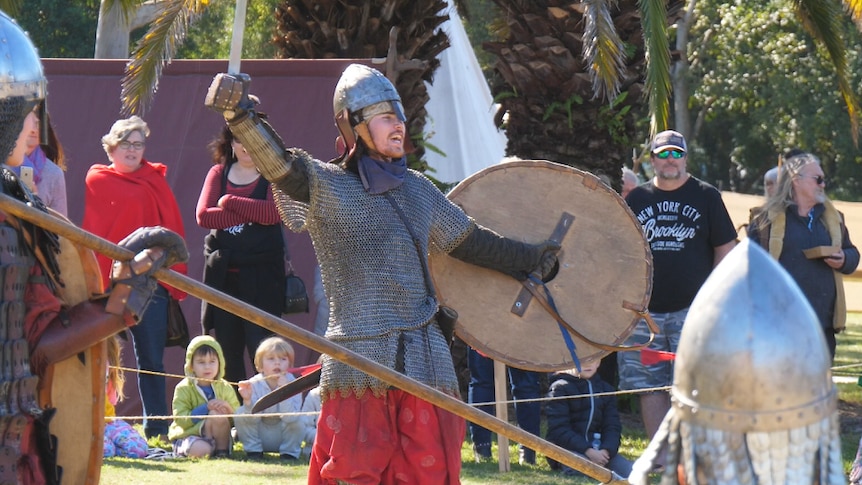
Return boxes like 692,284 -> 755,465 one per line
460,0 -> 503,77
689,1 -> 862,198
596,92 -> 633,146
178,0 -> 279,60
15,0 -> 100,58
542,94 -> 584,129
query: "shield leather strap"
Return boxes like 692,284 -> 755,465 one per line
519,277 -> 659,353
429,160 -> 654,371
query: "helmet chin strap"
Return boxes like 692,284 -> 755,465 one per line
354,122 -> 386,160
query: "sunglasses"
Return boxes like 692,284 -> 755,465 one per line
801,174 -> 826,185
655,150 -> 685,159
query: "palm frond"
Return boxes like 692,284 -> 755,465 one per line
121,0 -> 208,115
0,0 -> 21,16
639,0 -> 672,135
843,0 -> 862,28
795,0 -> 860,145
583,0 -> 626,102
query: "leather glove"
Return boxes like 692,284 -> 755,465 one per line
205,73 -> 255,122
106,227 -> 188,322
449,224 -> 560,281
530,240 -> 560,281
118,226 -> 189,268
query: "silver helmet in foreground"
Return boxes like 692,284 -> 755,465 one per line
629,239 -> 843,485
332,63 -> 405,159
0,10 -> 46,160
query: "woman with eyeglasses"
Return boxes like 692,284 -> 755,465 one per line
748,151 -> 859,360
83,115 -> 188,441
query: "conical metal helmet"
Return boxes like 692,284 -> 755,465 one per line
0,11 -> 46,162
629,239 -> 843,484
0,11 -> 45,104
673,239 -> 835,432
332,64 -> 405,125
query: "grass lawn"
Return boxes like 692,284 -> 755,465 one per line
100,313 -> 862,484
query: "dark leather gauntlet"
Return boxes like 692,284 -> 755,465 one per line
449,224 -> 560,281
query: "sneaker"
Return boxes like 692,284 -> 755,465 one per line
280,454 -> 298,461
212,449 -> 230,459
245,451 -> 264,461
518,447 -> 535,466
472,443 -> 491,463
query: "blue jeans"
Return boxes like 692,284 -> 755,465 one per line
467,348 -> 541,457
129,285 -> 169,438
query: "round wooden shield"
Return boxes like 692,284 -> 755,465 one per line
429,160 -> 652,371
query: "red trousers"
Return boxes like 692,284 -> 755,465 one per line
308,389 -> 465,485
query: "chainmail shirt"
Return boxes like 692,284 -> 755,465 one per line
273,149 -> 474,399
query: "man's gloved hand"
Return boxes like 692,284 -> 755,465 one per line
119,226 -> 189,268
106,227 -> 188,322
205,73 -> 254,122
530,240 -> 560,281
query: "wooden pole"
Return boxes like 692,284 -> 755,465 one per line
494,360 -> 510,472
0,193 -> 625,484
227,0 -> 248,74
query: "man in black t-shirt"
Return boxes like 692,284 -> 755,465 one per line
620,130 -> 737,468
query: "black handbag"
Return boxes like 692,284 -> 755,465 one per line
166,297 -> 190,348
284,260 -> 310,314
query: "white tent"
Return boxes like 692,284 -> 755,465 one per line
424,1 -> 507,184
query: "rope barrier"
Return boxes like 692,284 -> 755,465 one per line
108,359 -> 862,424
108,364 -> 673,423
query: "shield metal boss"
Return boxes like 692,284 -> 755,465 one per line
429,160 -> 652,371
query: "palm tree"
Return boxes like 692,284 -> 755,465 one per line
271,0 -> 455,172
483,0 -> 862,188
0,1 -> 20,15
116,0 -> 862,188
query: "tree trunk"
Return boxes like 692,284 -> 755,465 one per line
273,0 -> 452,175
95,0 -> 161,59
484,0 -> 647,191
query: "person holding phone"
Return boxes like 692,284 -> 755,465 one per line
9,105 -> 68,216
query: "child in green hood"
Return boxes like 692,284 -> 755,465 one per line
168,335 -> 240,458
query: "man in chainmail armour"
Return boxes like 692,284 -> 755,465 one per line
205,64 -> 559,484
628,239 -> 844,485
0,12 -> 188,483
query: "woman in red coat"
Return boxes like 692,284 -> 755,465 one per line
83,115 -> 187,440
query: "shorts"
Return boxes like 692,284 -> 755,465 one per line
617,308 -> 687,391
173,435 -> 215,457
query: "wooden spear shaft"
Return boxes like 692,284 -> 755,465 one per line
0,193 -> 624,484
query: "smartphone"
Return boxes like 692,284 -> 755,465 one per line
19,166 -> 35,191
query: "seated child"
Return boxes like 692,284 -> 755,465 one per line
545,358 -> 633,478
104,336 -> 148,458
168,335 -> 240,458
235,336 -> 305,460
